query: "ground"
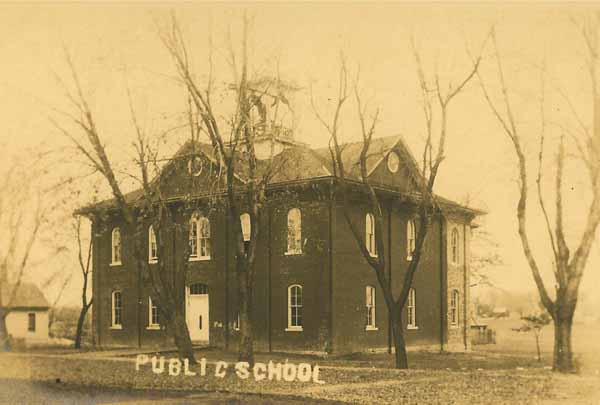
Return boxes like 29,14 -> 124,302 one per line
1,317 -> 599,404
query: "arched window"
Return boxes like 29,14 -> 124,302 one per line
111,227 -> 122,265
240,213 -> 251,255
287,285 -> 303,331
407,288 -> 417,329
406,219 -> 416,261
451,289 -> 460,325
111,291 -> 122,328
286,208 -> 302,255
148,297 -> 160,329
190,215 -> 211,260
365,213 -> 377,256
148,225 -> 158,263
365,286 -> 376,330
451,228 -> 460,264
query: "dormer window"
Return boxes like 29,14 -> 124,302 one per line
387,151 -> 400,173
187,158 -> 203,177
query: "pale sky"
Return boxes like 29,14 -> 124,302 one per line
0,3 -> 598,313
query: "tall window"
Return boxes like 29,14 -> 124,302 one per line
451,289 -> 460,325
148,225 -> 158,263
111,291 -> 122,328
451,228 -> 460,264
407,288 -> 417,329
190,216 -> 211,260
287,285 -> 303,331
27,313 -> 36,332
406,219 -> 416,261
111,227 -> 122,265
366,213 -> 377,256
286,208 -> 302,254
148,297 -> 160,328
240,213 -> 251,254
365,286 -> 376,330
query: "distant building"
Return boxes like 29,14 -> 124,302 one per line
1,282 -> 50,345
79,135 -> 482,354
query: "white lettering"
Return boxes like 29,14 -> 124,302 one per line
267,361 -> 282,381
135,354 -> 149,371
215,361 -> 228,378
297,363 -> 312,382
183,359 -> 196,376
312,365 -> 325,384
168,358 -> 182,376
253,363 -> 266,381
200,358 -> 207,376
235,362 -> 250,379
151,356 -> 165,374
282,362 -> 297,382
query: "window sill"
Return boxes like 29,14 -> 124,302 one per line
110,325 -> 123,330
189,256 -> 211,262
406,256 -> 413,261
284,251 -> 302,256
285,327 -> 303,332
407,325 -> 419,330
148,259 -> 158,264
146,325 -> 161,330
450,323 -> 459,329
365,326 -> 378,331
109,262 -> 122,267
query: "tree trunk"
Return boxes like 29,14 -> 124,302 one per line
534,331 -> 541,362
74,304 -> 91,349
238,274 -> 254,366
0,310 -> 10,351
171,312 -> 196,364
391,307 -> 408,369
553,311 -> 575,372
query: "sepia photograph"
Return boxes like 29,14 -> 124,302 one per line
0,2 -> 599,404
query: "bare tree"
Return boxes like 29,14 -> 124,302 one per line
53,50 -> 199,362
312,48 -> 483,368
73,216 -> 92,349
476,25 -> 600,372
0,161 -> 47,350
161,14 -> 293,365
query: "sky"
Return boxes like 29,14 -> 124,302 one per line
0,3 -> 598,314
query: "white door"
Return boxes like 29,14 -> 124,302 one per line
186,283 -> 209,342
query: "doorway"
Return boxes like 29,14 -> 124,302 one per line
186,283 -> 209,342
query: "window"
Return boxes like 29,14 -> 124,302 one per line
451,290 -> 460,326
27,313 -> 36,332
365,286 -> 376,330
189,283 -> 209,295
407,288 -> 417,329
111,227 -> 122,265
111,291 -> 122,329
233,312 -> 240,331
148,297 -> 160,329
287,285 -> 303,331
148,225 -> 158,263
407,219 -> 416,261
189,216 -> 211,260
387,151 -> 400,173
451,228 -> 460,264
365,213 -> 377,257
286,208 -> 302,255
240,213 -> 251,254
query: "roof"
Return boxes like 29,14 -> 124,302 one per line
1,282 -> 50,309
77,134 -> 484,216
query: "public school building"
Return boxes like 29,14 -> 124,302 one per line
81,134 -> 480,354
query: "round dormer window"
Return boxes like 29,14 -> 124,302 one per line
387,151 -> 400,173
187,159 -> 203,177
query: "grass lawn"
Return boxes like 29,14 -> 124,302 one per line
1,349 -> 598,404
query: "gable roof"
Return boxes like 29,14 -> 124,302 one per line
77,134 -> 483,217
1,282 -> 50,309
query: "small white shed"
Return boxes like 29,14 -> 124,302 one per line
2,283 -> 50,344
